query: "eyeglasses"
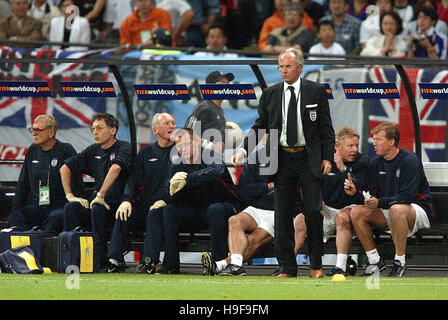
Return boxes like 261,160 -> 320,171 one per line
90,125 -> 108,133
278,65 -> 299,70
28,127 -> 47,133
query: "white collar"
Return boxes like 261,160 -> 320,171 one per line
283,77 -> 301,93
423,26 -> 435,37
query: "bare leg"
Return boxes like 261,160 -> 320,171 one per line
293,213 -> 306,255
335,208 -> 353,255
350,205 -> 388,252
388,204 -> 416,256
244,228 -> 273,261
228,212 -> 258,257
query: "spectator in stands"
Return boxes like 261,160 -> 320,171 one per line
102,0 -> 132,43
320,0 -> 362,54
184,70 -> 235,155
160,128 -> 241,274
264,2 -> 317,54
407,7 -> 448,59
359,0 -> 394,49
361,11 -> 406,57
28,0 -> 61,39
157,0 -> 194,47
293,127 -> 369,276
73,0 -> 106,40
436,0 -> 448,26
408,0 -> 448,40
201,147 -> 302,276
183,0 -> 220,47
60,113 -> 132,271
8,115 -> 83,236
308,20 -> 346,59
258,0 -> 314,51
49,0 -> 91,50
120,0 -> 172,47
0,1 -> 11,21
347,0 -> 368,21
394,0 -> 413,30
347,122 -> 433,277
0,0 -> 43,43
106,113 -> 176,273
193,24 -> 238,57
292,0 -> 325,28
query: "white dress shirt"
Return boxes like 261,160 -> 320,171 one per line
280,77 -> 305,147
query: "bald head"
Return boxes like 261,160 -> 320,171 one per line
152,113 -> 176,146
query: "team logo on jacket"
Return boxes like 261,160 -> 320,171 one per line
309,110 -> 317,121
110,153 -> 115,161
51,159 -> 58,167
396,168 -> 400,178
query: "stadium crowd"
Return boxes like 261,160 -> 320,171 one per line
0,0 -> 437,278
0,0 -> 447,58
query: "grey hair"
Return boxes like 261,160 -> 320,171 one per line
279,48 -> 305,66
34,114 -> 58,131
151,113 -> 161,129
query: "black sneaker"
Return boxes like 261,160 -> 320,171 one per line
135,257 -> 157,274
326,266 -> 346,276
346,256 -> 358,276
155,264 -> 180,275
106,259 -> 126,273
219,264 -> 247,276
363,258 -> 387,276
201,252 -> 218,276
271,268 -> 281,277
387,260 -> 407,277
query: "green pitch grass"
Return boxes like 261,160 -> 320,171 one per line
1,273 -> 448,300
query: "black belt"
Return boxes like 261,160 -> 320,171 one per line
281,146 -> 306,153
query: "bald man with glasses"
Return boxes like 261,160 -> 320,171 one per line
9,114 -> 83,236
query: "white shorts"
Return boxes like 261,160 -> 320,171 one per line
381,203 -> 430,237
243,206 -> 275,238
321,204 -> 356,242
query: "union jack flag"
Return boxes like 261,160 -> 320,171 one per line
0,47 -> 115,129
367,67 -> 447,162
0,47 -> 117,180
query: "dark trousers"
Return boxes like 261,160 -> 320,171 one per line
142,207 -> 165,263
9,204 -> 64,236
107,206 -> 148,262
163,202 -> 237,267
275,150 -> 323,275
63,201 -> 118,262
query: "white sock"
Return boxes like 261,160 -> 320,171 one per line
366,249 -> 380,265
230,254 -> 243,267
109,258 -> 118,266
395,254 -> 406,265
335,254 -> 348,272
216,259 -> 228,272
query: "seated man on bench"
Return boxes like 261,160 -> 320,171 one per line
201,146 -> 302,276
161,128 -> 242,274
9,114 -> 83,236
294,126 -> 369,276
346,121 -> 433,277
